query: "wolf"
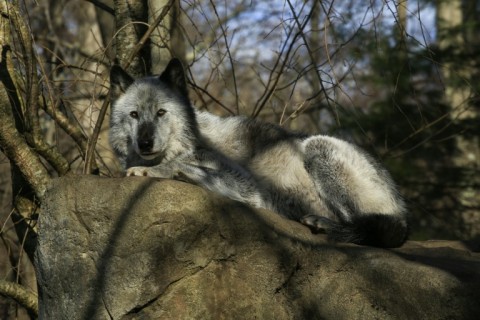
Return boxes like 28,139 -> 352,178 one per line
109,58 -> 408,248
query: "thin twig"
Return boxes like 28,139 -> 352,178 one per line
252,1 -> 313,118
209,0 -> 240,114
189,80 -> 235,114
85,0 -> 115,16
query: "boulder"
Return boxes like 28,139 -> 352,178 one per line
35,176 -> 480,319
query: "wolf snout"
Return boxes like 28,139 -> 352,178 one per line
137,122 -> 156,154
138,138 -> 154,152
136,137 -> 161,159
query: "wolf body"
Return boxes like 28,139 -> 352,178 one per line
109,59 -> 408,248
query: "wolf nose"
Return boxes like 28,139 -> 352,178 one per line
138,139 -> 153,152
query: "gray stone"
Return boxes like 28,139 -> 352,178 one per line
35,176 -> 480,319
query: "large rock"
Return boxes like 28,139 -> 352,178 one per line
35,176 -> 480,319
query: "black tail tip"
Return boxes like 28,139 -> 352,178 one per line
327,214 -> 408,248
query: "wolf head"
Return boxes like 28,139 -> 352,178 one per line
109,59 -> 199,167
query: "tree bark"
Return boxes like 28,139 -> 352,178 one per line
93,0 -> 115,60
149,0 -> 185,73
113,0 -> 150,76
437,0 -> 480,239
0,280 -> 38,318
112,0 -> 184,75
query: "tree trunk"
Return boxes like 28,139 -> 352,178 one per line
94,0 -> 115,61
112,0 -> 185,75
149,0 -> 185,73
113,0 -> 150,76
437,0 -> 480,239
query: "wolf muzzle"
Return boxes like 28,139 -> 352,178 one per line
137,122 -> 155,154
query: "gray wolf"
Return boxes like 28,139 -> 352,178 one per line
109,59 -> 408,248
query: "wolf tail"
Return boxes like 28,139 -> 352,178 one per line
311,214 -> 408,248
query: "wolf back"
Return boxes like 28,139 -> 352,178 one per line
109,59 -> 408,248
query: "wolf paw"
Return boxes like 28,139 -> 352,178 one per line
126,167 -> 150,177
300,215 -> 331,234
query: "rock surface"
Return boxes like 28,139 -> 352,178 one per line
35,176 -> 480,319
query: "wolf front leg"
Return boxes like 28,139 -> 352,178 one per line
174,158 -> 268,209
126,165 -> 176,178
126,158 -> 267,209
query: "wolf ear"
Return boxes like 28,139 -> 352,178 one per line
159,58 -> 189,97
110,65 -> 134,100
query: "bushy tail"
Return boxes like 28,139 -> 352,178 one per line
321,214 -> 408,248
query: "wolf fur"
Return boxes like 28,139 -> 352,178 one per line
109,59 -> 408,248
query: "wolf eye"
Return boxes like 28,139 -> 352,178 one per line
157,109 -> 166,117
130,111 -> 139,119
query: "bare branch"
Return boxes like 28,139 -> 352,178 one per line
188,80 -> 234,114
85,0 -> 115,16
124,0 -> 175,71
41,97 -> 90,158
252,2 -> 314,118
0,4 -> 51,199
209,0 -> 240,114
0,280 -> 38,318
3,1 -> 70,175
286,0 -> 337,122
0,88 -> 51,199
